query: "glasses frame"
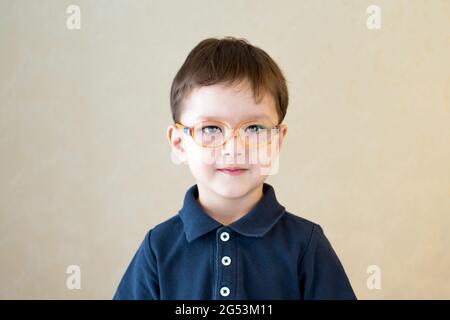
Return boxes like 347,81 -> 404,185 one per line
175,119 -> 286,148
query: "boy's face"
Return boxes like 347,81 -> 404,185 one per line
167,80 -> 287,199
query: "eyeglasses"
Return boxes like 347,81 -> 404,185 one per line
175,119 -> 286,148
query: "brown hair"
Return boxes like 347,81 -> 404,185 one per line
170,36 -> 289,124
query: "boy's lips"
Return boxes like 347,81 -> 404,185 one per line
216,167 -> 248,176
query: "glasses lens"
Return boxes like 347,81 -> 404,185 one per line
193,121 -> 227,147
240,123 -> 277,145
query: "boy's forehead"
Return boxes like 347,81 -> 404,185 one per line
181,83 -> 278,124
191,113 -> 274,125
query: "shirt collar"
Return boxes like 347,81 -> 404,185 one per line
179,183 -> 286,242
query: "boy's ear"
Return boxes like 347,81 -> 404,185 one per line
167,124 -> 187,164
277,124 -> 288,150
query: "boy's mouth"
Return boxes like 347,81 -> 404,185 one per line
216,167 -> 248,176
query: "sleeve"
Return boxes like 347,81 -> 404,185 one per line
113,229 -> 160,300
298,224 -> 357,300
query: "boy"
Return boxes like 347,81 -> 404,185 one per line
113,37 -> 356,300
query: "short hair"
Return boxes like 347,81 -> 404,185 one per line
170,36 -> 289,124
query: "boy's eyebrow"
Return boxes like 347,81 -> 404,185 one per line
193,114 -> 274,123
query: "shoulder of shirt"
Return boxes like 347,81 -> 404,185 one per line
279,210 -> 325,240
282,210 -> 320,228
143,213 -> 184,245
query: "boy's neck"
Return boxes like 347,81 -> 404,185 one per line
196,182 -> 264,226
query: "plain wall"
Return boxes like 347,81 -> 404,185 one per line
0,0 -> 449,299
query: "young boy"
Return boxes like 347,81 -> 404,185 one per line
113,37 -> 356,300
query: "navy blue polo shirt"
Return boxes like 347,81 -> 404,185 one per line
113,183 -> 356,300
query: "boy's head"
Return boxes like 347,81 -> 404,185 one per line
167,36 -> 288,199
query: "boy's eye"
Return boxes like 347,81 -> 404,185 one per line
202,126 -> 222,134
244,124 -> 267,134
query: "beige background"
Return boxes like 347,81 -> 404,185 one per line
1,0 -> 449,299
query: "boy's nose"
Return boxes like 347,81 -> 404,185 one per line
221,130 -> 244,156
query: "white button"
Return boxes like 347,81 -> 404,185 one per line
220,232 -> 230,242
221,256 -> 231,266
220,286 -> 230,297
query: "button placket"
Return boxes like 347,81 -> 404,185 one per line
215,227 -> 235,299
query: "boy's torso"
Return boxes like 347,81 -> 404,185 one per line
149,211 -> 314,300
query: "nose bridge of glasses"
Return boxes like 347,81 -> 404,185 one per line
222,125 -> 246,149
230,126 -> 240,139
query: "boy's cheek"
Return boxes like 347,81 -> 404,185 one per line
185,149 -> 217,172
252,147 -> 281,176
196,148 -> 216,166
248,145 -> 271,165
